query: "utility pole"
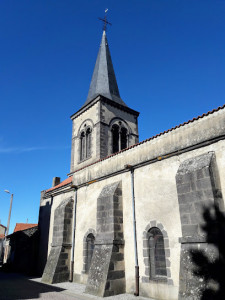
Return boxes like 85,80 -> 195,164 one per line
4,190 -> 13,236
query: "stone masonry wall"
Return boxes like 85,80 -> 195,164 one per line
37,192 -> 52,275
85,181 -> 125,297
176,152 -> 223,299
42,197 -> 73,284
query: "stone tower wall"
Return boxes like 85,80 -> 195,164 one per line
70,97 -> 139,173
85,181 -> 125,297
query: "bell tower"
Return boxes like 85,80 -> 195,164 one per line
69,30 -> 139,174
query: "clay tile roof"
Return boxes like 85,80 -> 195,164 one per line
14,223 -> 38,233
45,176 -> 72,193
70,103 -> 225,175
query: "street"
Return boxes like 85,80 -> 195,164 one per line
0,272 -> 81,300
0,271 -> 153,300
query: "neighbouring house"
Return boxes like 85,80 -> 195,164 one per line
0,224 -> 6,264
4,223 -> 38,275
38,27 -> 225,300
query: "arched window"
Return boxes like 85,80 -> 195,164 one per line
148,227 -> 167,278
86,128 -> 91,158
112,124 -> 119,153
86,233 -> 95,273
121,127 -> 127,150
80,127 -> 92,161
111,122 -> 128,154
80,131 -> 85,161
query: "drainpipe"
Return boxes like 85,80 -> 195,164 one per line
125,165 -> 139,296
69,185 -> 78,282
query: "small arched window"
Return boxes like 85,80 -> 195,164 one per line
112,124 -> 119,153
111,122 -> 128,154
80,131 -> 85,161
148,227 -> 167,278
121,127 -> 127,150
86,128 -> 91,158
86,233 -> 95,273
80,127 -> 92,161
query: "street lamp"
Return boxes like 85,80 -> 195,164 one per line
4,190 -> 13,237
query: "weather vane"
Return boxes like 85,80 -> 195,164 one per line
98,9 -> 112,31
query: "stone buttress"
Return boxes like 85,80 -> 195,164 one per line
85,181 -> 125,297
176,152 -> 223,299
42,197 -> 73,284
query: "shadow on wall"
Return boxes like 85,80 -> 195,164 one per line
190,204 -> 225,299
3,229 -> 39,276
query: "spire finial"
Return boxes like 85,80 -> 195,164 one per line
98,9 -> 112,32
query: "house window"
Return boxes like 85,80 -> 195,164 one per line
148,227 -> 167,279
111,123 -> 128,154
80,127 -> 92,161
86,233 -> 95,273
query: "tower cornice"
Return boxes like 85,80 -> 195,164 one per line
70,95 -> 139,121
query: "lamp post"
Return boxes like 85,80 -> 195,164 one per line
4,190 -> 13,237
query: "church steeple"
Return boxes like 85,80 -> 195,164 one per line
83,30 -> 127,108
70,28 -> 139,174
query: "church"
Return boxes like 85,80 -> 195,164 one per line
37,26 -> 225,300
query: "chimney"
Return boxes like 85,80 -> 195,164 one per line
52,177 -> 61,187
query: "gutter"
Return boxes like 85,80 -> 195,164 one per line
69,185 -> 78,282
125,165 -> 139,296
71,134 -> 225,188
41,135 -> 225,199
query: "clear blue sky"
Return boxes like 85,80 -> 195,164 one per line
0,1 -> 225,233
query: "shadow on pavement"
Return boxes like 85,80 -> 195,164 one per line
0,271 -> 66,300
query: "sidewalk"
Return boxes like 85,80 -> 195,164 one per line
31,277 -> 154,300
0,271 -> 155,300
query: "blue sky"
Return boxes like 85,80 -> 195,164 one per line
0,0 -> 225,233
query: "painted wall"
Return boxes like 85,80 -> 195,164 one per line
42,107 -> 225,300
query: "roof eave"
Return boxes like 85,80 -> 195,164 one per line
70,94 -> 139,121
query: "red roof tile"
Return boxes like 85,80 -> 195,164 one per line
45,103 -> 225,193
14,223 -> 38,233
69,104 -> 225,175
45,176 -> 72,193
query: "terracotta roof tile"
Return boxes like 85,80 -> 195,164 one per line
14,223 -> 38,233
45,177 -> 72,193
70,104 -> 225,175
46,104 -> 225,191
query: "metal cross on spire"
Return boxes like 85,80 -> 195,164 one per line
98,9 -> 112,31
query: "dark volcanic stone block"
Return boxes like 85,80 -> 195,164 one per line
176,152 -> 223,300
42,197 -> 73,284
85,181 -> 125,297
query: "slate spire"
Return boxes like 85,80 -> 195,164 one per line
83,30 -> 127,107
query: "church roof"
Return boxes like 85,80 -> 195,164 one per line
82,30 -> 127,108
45,176 -> 72,192
70,103 -> 225,174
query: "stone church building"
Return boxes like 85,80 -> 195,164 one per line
38,29 -> 225,300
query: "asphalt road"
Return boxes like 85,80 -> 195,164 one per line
0,272 -> 80,300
